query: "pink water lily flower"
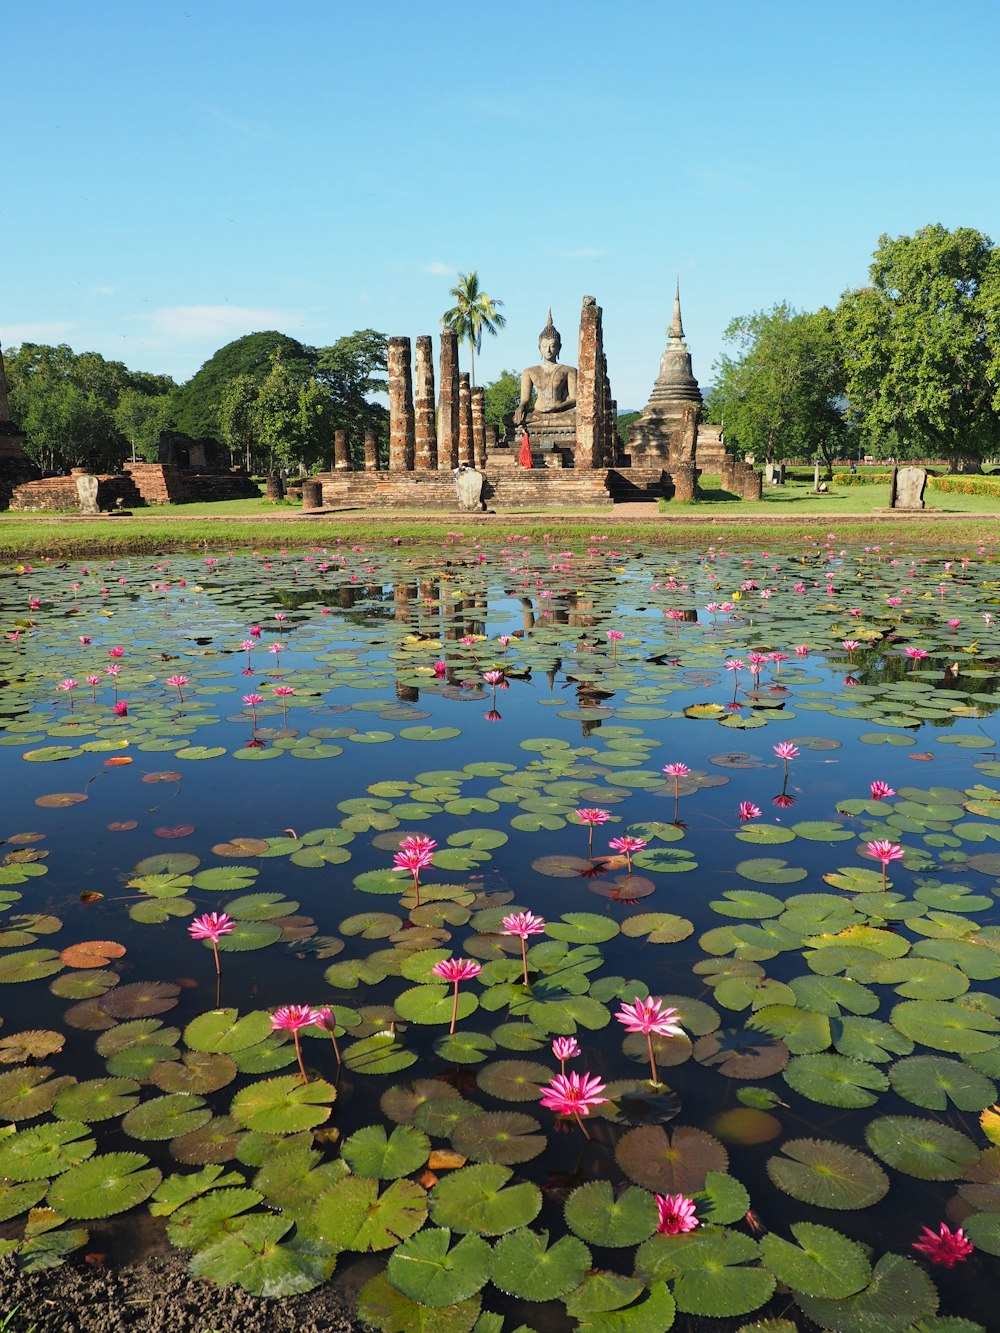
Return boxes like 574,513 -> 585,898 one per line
270,1004 -> 324,1084
539,1071 -> 608,1135
656,1193 -> 699,1235
431,957 -> 482,1035
166,674 -> 189,702
739,801 -> 762,822
242,692 -> 265,726
912,1222 -> 973,1269
501,910 -> 546,985
552,1036 -> 580,1073
617,997 -> 684,1085
866,838 -> 905,890
870,780 -> 896,801
575,807 -> 611,857
394,834 -> 437,906
608,834 -> 646,875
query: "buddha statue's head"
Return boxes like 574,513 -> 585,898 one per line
538,309 -> 561,362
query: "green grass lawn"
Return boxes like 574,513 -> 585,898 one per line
680,476 -> 1000,515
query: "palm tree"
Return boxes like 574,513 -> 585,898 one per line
442,271 -> 506,388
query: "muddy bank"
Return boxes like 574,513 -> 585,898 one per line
0,1252 -> 366,1332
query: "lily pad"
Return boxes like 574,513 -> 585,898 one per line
429,1164 -> 542,1236
386,1227 -> 491,1307
864,1115 -> 980,1179
46,1151 -> 161,1218
766,1138 -> 889,1209
490,1227 -> 591,1302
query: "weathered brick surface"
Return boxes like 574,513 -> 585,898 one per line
458,374 -> 473,468
333,429 -> 351,471
9,471 -> 145,512
125,463 -> 258,504
364,429 -> 380,471
471,387 -> 486,470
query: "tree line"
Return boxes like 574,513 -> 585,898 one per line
4,226 -> 999,476
707,224 -> 1000,473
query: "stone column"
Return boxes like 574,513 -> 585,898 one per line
672,462 -> 698,502
458,373 -> 473,467
333,429 -> 351,471
485,424 -> 498,457
364,429 -> 379,472
387,337 -> 415,473
301,478 -> 322,510
742,468 -> 763,501
437,329 -> 459,471
575,296 -> 602,469
471,387 -> 487,469
721,456 -> 737,494
0,342 -> 10,424
413,335 -> 437,471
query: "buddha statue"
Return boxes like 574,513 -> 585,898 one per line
512,312 -> 578,449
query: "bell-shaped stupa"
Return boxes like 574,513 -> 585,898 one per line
628,282 -> 702,469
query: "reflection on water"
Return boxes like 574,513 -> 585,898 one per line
0,536 -> 998,1328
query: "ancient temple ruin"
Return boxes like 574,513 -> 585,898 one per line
0,342 -> 40,507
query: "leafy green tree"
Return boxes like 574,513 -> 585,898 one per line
114,388 -> 172,462
482,369 -> 521,434
711,303 -> 850,472
5,343 -> 175,472
251,351 -> 331,473
217,374 -> 260,471
836,224 -> 1000,471
442,271 -> 506,387
314,330 -> 389,466
167,332 -> 314,439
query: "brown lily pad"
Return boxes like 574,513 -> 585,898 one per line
693,1029 -> 790,1079
211,837 -> 270,858
34,793 -> 88,809
98,982 -> 180,1019
616,1125 -> 728,1193
59,941 -> 127,970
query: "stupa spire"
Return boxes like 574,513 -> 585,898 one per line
669,279 -> 685,344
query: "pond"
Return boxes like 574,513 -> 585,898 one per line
0,533 -> 999,1332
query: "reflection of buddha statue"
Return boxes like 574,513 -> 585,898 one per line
513,312 -> 577,443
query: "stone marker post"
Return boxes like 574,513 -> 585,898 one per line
458,373 -> 473,468
672,462 -> 698,502
333,429 -> 351,471
437,329 -> 459,471
388,337 -> 415,472
301,479 -> 322,510
413,336 -> 437,470
364,429 -> 379,472
471,387 -> 487,470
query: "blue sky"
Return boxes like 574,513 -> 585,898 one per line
3,0 -> 998,409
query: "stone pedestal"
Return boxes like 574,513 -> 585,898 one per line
892,466 -> 928,509
485,424 -> 498,456
364,430 -> 379,471
672,462 -> 698,502
741,467 -> 763,501
266,472 -> 285,501
301,479 -> 322,510
388,337 -> 415,472
721,456 -> 737,494
471,387 -> 486,470
333,429 -> 351,471
455,468 -> 484,512
458,373 -> 474,467
437,329 -> 459,471
414,336 -> 437,471
75,473 -> 100,514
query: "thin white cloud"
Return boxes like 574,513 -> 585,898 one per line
557,247 -> 605,260
0,320 -> 80,345
149,306 -> 302,338
90,286 -> 117,297
419,261 -> 455,277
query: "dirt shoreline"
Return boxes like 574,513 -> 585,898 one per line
0,1252 -> 366,1333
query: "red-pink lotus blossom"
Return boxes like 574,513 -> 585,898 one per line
188,911 -> 235,985
912,1222 -> 973,1269
867,838 -> 905,890
113,700 -> 128,717
617,996 -> 684,1085
312,1005 -> 345,1069
57,679 -> 78,711
270,1004 -> 323,1084
501,910 -> 546,984
739,801 -> 762,822
905,645 -> 929,668
432,957 -> 482,1034
656,1193 -> 699,1235
552,1036 -> 580,1073
608,834 -> 646,875
539,1071 -> 608,1132
108,646 -> 125,658
870,780 -> 896,801
773,742 -> 799,761
166,674 -> 189,702
575,807 -> 611,857
242,692 -> 265,726
394,834 -> 436,906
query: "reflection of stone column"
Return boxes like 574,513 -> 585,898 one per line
437,329 -> 459,471
338,586 -> 357,609
414,336 -> 437,471
458,373 -> 473,467
397,682 -> 420,703
393,581 -> 418,624
471,387 -> 486,469
364,429 -> 379,471
333,429 -> 351,470
388,337 -> 415,472
575,296 -> 603,469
